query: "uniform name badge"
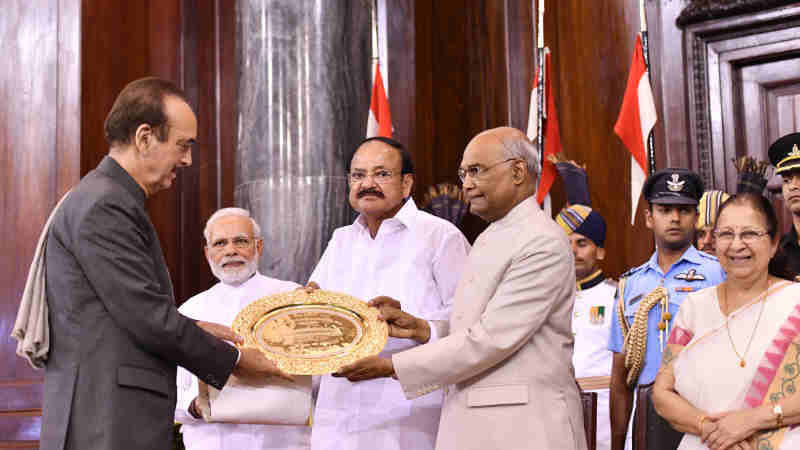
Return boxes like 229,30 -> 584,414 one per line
589,306 -> 605,325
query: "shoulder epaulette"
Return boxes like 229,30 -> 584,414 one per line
619,263 -> 646,280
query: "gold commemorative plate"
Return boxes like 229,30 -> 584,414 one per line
232,289 -> 388,375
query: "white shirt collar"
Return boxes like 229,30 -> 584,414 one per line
354,198 -> 418,234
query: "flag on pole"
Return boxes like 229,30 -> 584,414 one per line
366,64 -> 392,138
526,50 -> 562,208
614,33 -> 657,224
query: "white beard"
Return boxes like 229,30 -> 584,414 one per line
209,256 -> 258,286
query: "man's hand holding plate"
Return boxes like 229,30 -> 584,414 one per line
369,296 -> 430,344
333,355 -> 395,382
196,320 -> 244,344
299,281 -> 320,293
234,347 -> 295,382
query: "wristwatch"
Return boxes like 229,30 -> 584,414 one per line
773,403 -> 784,428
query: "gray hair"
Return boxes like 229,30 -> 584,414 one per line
203,207 -> 261,244
500,135 -> 540,178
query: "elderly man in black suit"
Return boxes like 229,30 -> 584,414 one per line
41,77 -> 290,450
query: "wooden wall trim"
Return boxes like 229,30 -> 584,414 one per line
682,4 -> 800,190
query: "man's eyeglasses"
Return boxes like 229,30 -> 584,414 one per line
713,229 -> 769,245
457,158 -> 518,183
348,169 -> 399,185
208,236 -> 258,250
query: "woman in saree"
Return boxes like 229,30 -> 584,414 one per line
652,193 -> 800,450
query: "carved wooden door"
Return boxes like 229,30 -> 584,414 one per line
682,3 -> 800,232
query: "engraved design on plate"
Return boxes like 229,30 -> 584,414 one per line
233,289 -> 388,375
254,305 -> 364,358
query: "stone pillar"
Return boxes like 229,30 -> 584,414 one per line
236,0 -> 371,283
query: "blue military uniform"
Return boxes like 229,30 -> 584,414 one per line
608,246 -> 725,385
608,167 -> 726,450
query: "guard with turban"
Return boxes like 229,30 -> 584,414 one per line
554,159 -> 616,450
695,190 -> 729,255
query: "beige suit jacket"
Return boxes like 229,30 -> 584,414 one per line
393,197 -> 587,450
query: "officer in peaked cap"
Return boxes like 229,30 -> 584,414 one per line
768,132 -> 800,175
768,133 -> 800,280
608,167 -> 725,450
641,168 -> 704,205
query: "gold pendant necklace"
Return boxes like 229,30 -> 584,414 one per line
720,281 -> 769,368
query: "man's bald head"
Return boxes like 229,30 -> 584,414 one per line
471,127 -> 539,182
459,127 -> 538,222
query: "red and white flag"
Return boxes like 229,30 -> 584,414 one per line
614,33 -> 657,224
526,50 -> 562,213
366,64 -> 392,138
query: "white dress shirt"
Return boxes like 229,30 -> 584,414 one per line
175,272 -> 307,450
308,199 -> 470,450
572,274 -> 616,450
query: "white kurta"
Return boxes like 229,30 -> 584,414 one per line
175,272 -> 307,450
572,277 -> 616,450
308,199 -> 470,450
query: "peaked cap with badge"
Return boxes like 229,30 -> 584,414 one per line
768,132 -> 800,175
642,168 -> 704,205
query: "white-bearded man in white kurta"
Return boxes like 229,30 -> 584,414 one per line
175,208 -> 308,450
307,137 -> 470,450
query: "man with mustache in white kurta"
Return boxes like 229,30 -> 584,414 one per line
307,137 -> 470,450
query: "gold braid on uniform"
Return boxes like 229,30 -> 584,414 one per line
623,286 -> 668,387
616,278 -> 629,337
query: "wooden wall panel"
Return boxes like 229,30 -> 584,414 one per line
546,0 -> 655,276
386,0 -> 653,276
1,0 -> 80,447
81,0 -> 237,304
1,0 -> 235,444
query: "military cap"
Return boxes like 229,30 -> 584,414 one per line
642,168 -> 704,205
768,132 -> 800,175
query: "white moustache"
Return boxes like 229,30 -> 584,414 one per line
220,256 -> 248,267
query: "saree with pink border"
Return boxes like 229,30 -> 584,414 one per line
667,280 -> 800,449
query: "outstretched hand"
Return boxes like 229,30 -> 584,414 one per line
234,347 -> 295,382
333,356 -> 395,382
196,321 -> 244,344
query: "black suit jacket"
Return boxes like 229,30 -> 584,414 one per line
41,156 -> 238,450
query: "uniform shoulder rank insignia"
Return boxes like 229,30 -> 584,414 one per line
590,306 -> 606,324
675,269 -> 705,281
667,173 -> 685,192
620,264 -> 645,280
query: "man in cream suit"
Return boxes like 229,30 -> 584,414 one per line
336,127 -> 587,450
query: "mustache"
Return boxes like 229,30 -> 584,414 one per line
357,188 -> 384,199
220,256 -> 248,267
